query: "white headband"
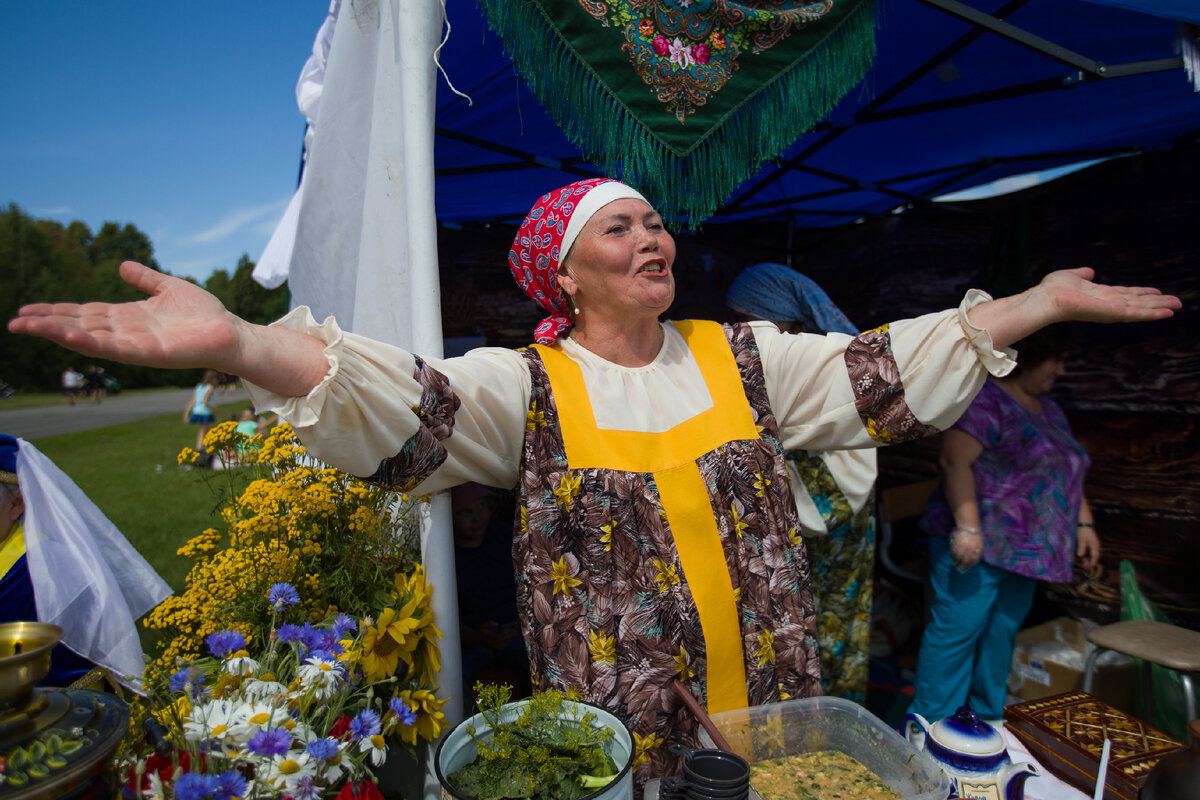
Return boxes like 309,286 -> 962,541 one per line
559,181 -> 651,268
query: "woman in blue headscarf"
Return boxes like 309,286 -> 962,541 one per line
727,263 -> 876,702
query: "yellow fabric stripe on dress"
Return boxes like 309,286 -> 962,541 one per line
534,322 -> 758,473
0,523 -> 26,579
656,464 -> 748,713
535,320 -> 758,713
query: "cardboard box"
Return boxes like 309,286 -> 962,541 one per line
1007,617 -> 1137,715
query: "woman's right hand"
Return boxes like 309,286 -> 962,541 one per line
950,526 -> 984,570
7,261 -> 241,371
8,261 -> 329,398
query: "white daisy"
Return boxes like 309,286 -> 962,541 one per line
182,699 -> 240,744
224,653 -> 260,676
243,676 -> 288,700
228,700 -> 288,742
359,733 -> 388,767
143,771 -> 166,800
264,750 -> 317,792
298,654 -> 344,698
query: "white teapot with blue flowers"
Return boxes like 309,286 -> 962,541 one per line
905,706 -> 1039,800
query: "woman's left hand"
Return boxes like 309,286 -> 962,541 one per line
965,267 -> 1182,351
1039,267 -> 1181,324
1076,524 -> 1101,571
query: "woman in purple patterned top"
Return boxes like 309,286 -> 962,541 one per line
911,327 -> 1100,723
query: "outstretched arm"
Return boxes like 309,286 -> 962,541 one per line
966,267 -> 1180,350
7,261 -> 328,398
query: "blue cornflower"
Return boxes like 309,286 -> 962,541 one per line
267,582 -> 300,610
390,697 -> 418,727
169,666 -> 207,699
169,666 -> 194,694
246,727 -> 292,757
173,773 -> 219,800
305,737 -> 340,761
276,623 -> 305,644
205,629 -> 247,658
349,709 -> 382,739
299,624 -> 336,653
293,776 -> 321,800
332,613 -> 357,639
213,770 -> 248,800
306,648 -> 338,665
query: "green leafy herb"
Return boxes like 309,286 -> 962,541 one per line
448,684 -> 620,800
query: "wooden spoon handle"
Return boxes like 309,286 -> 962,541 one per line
672,679 -> 735,753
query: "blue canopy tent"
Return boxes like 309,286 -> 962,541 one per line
428,0 -> 1199,228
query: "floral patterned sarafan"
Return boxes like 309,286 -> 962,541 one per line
580,0 -> 835,122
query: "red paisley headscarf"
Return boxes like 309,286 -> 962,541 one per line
508,178 -> 649,344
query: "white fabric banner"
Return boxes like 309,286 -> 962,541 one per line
253,0 -> 340,290
18,439 -> 172,691
281,0 -> 444,349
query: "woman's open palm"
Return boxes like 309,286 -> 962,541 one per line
7,261 -> 241,371
1042,267 -> 1181,323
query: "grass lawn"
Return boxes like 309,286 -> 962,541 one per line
32,409 -> 253,595
1,387 -> 179,411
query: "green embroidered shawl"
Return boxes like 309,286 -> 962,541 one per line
477,0 -> 877,224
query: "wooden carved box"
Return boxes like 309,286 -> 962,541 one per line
1003,691 -> 1184,800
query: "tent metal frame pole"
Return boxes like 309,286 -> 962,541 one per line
915,0 -> 1107,75
433,126 -> 599,178
721,0 -> 1186,216
722,145 -> 1143,218
916,0 -> 1184,80
720,0 -> 1034,212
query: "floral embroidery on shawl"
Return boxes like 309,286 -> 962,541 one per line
845,324 -> 940,444
366,357 -> 460,491
580,0 -> 836,122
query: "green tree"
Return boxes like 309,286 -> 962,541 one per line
0,206 -> 190,391
205,254 -> 289,325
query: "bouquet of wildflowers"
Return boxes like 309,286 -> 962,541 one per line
124,422 -> 448,798
150,422 -> 427,671
124,582 -> 446,799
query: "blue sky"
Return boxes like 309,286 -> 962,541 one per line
3,2 -> 329,282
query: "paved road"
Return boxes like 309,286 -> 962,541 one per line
0,387 -> 250,440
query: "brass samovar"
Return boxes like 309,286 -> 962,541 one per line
0,622 -> 129,798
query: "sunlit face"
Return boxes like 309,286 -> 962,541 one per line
1018,357 -> 1066,396
557,198 -> 676,320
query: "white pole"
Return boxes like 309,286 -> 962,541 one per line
280,1 -> 463,795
